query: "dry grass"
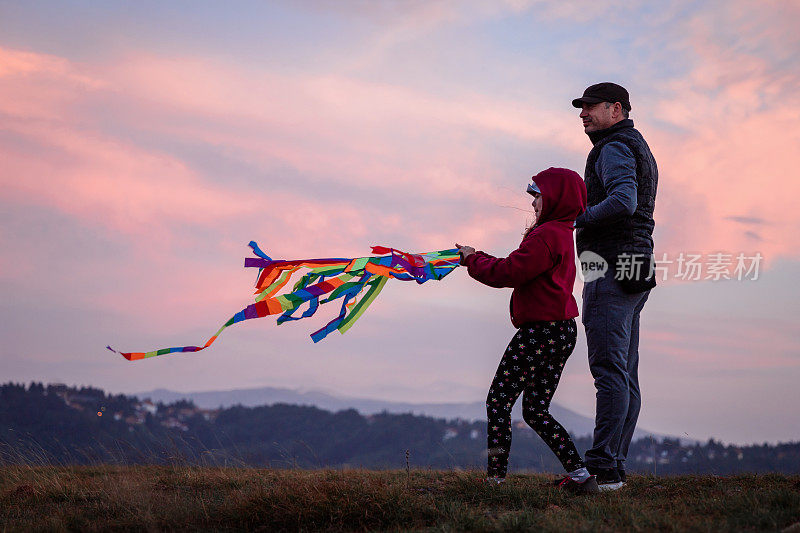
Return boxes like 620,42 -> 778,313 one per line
1,466 -> 799,532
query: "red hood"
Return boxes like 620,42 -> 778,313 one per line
532,167 -> 587,225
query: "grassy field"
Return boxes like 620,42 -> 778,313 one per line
1,466 -> 799,532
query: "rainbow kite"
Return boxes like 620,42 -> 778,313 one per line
108,242 -> 460,361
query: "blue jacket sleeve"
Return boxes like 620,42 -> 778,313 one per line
575,141 -> 637,227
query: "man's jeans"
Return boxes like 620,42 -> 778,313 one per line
582,273 -> 650,470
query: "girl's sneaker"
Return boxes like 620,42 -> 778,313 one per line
557,474 -> 600,495
485,476 -> 505,485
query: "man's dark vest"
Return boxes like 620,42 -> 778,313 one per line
576,119 -> 658,262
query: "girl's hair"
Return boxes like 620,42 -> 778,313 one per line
523,216 -> 538,237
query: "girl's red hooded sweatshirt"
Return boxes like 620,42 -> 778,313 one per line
463,167 -> 587,327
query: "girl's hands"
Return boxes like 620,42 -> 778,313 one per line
454,243 -> 476,265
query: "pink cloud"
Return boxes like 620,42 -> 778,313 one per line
644,317 -> 798,371
0,48 -> 103,121
0,44 -> 580,288
639,18 -> 800,265
101,53 -> 581,191
1,119 -> 256,237
0,49 -> 406,256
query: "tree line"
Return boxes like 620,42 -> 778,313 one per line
1,382 -> 797,474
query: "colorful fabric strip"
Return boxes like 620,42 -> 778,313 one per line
108,244 -> 460,361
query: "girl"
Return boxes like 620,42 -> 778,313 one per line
456,167 -> 597,494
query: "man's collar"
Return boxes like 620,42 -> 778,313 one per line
587,118 -> 634,145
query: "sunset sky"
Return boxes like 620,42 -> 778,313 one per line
1,1 -> 798,444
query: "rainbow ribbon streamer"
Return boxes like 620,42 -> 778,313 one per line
108,243 -> 460,361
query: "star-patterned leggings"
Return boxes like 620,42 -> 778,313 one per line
486,318 -> 584,477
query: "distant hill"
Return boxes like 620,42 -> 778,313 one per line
135,385 -> 675,442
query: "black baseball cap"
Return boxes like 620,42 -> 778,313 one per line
572,82 -> 631,111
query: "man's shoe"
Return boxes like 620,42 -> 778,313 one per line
587,466 -> 624,491
557,475 -> 600,495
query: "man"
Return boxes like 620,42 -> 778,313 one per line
572,82 -> 658,490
